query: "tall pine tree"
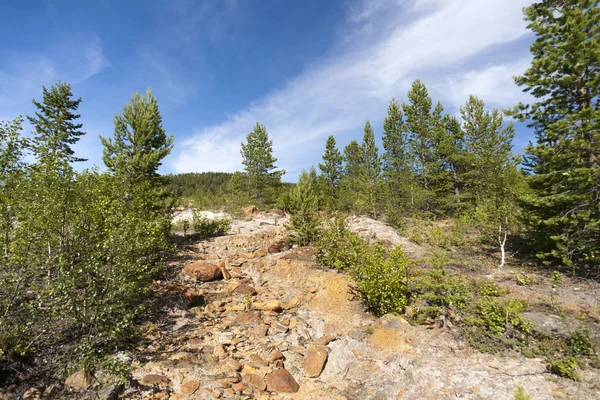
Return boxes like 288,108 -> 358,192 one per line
101,89 -> 174,183
382,98 -> 411,210
508,0 -> 600,272
318,135 -> 343,199
28,81 -> 86,166
240,122 -> 284,202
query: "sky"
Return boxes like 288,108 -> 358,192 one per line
0,0 -> 536,180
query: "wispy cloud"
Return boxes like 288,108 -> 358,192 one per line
172,0 -> 534,178
0,34 -> 109,121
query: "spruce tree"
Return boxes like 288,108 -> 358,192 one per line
382,98 -> 411,209
343,140 -> 363,181
508,0 -> 600,272
101,89 -> 174,182
28,81 -> 86,166
287,167 -> 321,245
318,135 -> 343,199
240,122 -> 284,202
361,120 -> 381,183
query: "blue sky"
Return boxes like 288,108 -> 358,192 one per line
0,0 -> 535,180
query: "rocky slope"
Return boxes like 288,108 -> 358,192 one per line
39,212 -> 600,399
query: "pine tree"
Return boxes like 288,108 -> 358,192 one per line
361,120 -> 381,183
343,140 -> 363,181
508,0 -> 600,272
240,122 -> 284,202
101,89 -> 174,182
382,98 -> 411,210
287,167 -> 321,245
28,81 -> 86,166
318,136 -> 343,199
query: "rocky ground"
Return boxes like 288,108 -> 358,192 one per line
14,211 -> 600,399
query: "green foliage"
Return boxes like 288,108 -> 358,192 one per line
28,81 -> 86,164
241,122 -> 285,203
508,0 -> 600,273
286,168 -> 321,246
318,136 -> 343,200
466,298 -> 531,336
315,218 -> 411,315
513,386 -> 532,400
565,327 -> 597,357
192,213 -> 231,239
548,356 -> 581,381
101,89 -> 174,182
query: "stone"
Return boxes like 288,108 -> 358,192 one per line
213,345 -> 227,358
142,374 -> 171,386
285,296 -> 300,309
98,384 -> 124,400
249,354 -> 268,368
65,369 -> 93,391
182,287 -> 204,307
270,321 -> 289,334
241,205 -> 258,216
227,358 -> 243,372
183,261 -> 223,282
268,349 -> 285,363
219,262 -> 232,280
234,311 -> 262,325
252,299 -> 282,312
266,208 -> 286,216
232,382 -> 245,392
243,373 -> 267,391
233,284 -> 258,296
180,380 -> 200,395
265,369 -> 300,393
268,239 -> 292,254
304,344 -> 329,378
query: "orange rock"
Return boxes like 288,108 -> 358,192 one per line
141,374 -> 171,386
243,373 -> 267,391
182,261 -> 223,282
303,344 -> 328,378
265,369 -> 299,393
241,205 -> 258,216
180,380 -> 200,394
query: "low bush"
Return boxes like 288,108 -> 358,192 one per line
192,213 -> 231,239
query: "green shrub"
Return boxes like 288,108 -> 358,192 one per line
466,298 -> 531,336
548,356 -> 580,381
513,386 -> 532,400
565,327 -> 596,357
315,218 -> 412,316
353,245 -> 411,316
192,213 -> 231,239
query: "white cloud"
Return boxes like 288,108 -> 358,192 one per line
0,35 -> 109,121
172,0 -> 534,177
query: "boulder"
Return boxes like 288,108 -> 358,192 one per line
233,284 -> 258,296
304,344 -> 328,378
180,380 -> 200,395
234,311 -> 262,325
265,369 -> 299,393
268,239 -> 292,254
252,299 -> 282,312
241,205 -> 258,216
243,373 -> 267,391
266,208 -> 286,216
183,261 -> 223,282
65,369 -> 93,391
141,374 -> 171,386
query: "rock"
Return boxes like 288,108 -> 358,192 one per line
42,385 -> 59,398
98,384 -> 124,400
180,380 -> 200,395
234,311 -> 262,325
182,287 -> 204,307
285,296 -> 300,309
243,373 -> 267,391
219,262 -> 232,280
268,239 -> 292,254
142,374 -> 171,386
252,299 -> 282,312
249,354 -> 268,368
21,388 -> 40,400
270,321 -> 289,334
65,369 -> 93,391
304,344 -> 329,378
268,349 -> 285,363
213,345 -> 227,358
183,261 -> 223,282
265,369 -> 300,393
241,205 -> 258,216
233,284 -> 258,296
266,208 -> 286,216
227,359 -> 243,372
